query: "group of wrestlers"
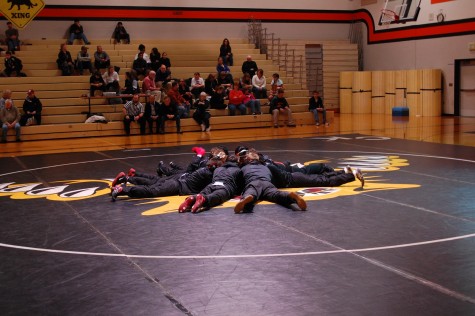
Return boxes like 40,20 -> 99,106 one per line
109,146 -> 364,214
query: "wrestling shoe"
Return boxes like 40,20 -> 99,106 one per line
289,192 -> 307,211
111,185 -> 124,202
234,195 -> 255,214
344,165 -> 352,174
192,147 -> 206,157
111,172 -> 126,188
178,196 -> 196,213
353,168 -> 365,187
169,161 -> 179,169
156,161 -> 165,176
128,168 -> 136,177
191,194 -> 206,213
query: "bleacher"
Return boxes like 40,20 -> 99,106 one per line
1,38 -> 333,141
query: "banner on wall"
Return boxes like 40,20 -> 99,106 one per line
0,0 -> 45,29
431,0 -> 454,3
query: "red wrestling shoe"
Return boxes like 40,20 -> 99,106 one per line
111,185 -> 123,202
178,196 -> 196,213
111,172 -> 126,188
191,194 -> 206,213
192,147 -> 206,157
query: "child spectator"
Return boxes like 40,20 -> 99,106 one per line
132,52 -> 148,79
89,71 -> 105,96
2,51 -> 24,77
269,90 -> 296,128
243,89 -> 261,115
309,90 -> 329,126
178,79 -> 193,103
268,73 -> 284,101
228,83 -> 246,116
190,72 -> 205,99
210,86 -> 227,110
20,89 -> 42,126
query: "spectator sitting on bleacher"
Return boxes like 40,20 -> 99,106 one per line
309,90 -> 329,126
113,22 -> 130,44
5,22 -> 20,53
242,55 -> 258,77
57,44 -> 74,76
205,73 -> 218,96
142,70 -> 161,98
228,83 -> 246,116
193,92 -> 211,132
103,65 -> 120,91
1,99 -> 21,142
243,88 -> 261,115
20,89 -> 42,126
122,71 -> 139,95
134,44 -> 151,65
144,94 -> 160,134
89,71 -> 105,96
217,71 -> 233,96
76,45 -> 93,75
159,95 -> 181,134
210,85 -> 227,110
216,57 -> 232,81
132,52 -> 148,79
67,19 -> 90,45
190,72 -> 205,99
269,90 -> 296,128
239,73 -> 252,91
94,46 -> 110,70
155,64 -> 171,87
123,94 -> 146,135
268,73 -> 284,102
178,79 -> 193,103
150,48 -> 161,72
168,81 -> 190,118
2,51 -> 25,77
0,90 -> 14,109
159,52 -> 171,70
219,38 -> 233,66
252,69 -> 267,99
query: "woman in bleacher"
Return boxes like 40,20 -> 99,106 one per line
56,44 -> 74,76
228,82 -> 246,116
150,48 -> 161,72
219,38 -> 233,66
192,92 -> 211,132
205,73 -> 218,96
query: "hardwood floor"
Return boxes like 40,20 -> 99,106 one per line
1,114 -> 474,157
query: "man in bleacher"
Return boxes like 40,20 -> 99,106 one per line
5,22 -> 20,53
123,94 -> 146,135
2,51 -> 24,77
241,55 -> 258,78
20,90 -> 42,126
67,19 -> 90,45
142,71 -> 161,99
76,46 -> 93,75
94,46 -> 110,70
0,99 -> 21,142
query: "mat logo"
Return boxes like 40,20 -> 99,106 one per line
0,0 -> 45,28
0,180 -> 110,201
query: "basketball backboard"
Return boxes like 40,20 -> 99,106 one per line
379,0 -> 421,25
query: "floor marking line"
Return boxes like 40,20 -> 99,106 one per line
257,215 -> 475,305
363,193 -> 475,224
1,233 -> 474,259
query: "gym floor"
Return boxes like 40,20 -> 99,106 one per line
1,133 -> 475,315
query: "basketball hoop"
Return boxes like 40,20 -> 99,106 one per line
380,9 -> 399,27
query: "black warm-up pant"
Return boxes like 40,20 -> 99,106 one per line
200,184 -> 233,207
289,171 -> 355,188
128,171 -> 161,186
243,180 -> 294,207
123,179 -> 181,198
